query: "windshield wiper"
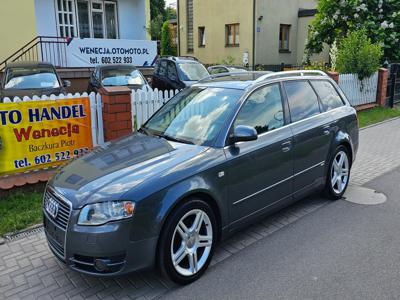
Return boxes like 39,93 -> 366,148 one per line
160,134 -> 194,145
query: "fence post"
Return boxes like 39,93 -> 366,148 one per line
99,86 -> 132,142
327,71 -> 339,84
376,68 -> 389,107
388,65 -> 397,108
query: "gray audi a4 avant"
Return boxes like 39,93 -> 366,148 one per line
44,71 -> 359,284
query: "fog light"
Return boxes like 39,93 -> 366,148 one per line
94,259 -> 109,272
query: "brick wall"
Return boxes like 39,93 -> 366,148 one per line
100,86 -> 133,142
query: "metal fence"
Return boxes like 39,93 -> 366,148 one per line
0,36 -> 69,71
387,64 -> 400,107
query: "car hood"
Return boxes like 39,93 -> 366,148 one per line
49,133 -> 209,208
1,87 -> 64,100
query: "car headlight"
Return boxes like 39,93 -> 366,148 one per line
78,201 -> 135,226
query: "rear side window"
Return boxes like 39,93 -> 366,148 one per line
234,83 -> 284,135
159,61 -> 167,77
311,80 -> 344,111
167,61 -> 178,81
284,81 -> 320,123
154,61 -> 160,75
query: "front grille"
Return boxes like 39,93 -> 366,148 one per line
43,189 -> 71,230
43,188 -> 72,260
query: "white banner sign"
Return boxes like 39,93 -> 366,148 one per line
66,38 -> 157,67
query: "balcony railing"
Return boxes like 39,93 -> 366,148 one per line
0,36 -> 69,71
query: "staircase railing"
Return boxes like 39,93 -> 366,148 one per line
0,36 -> 69,71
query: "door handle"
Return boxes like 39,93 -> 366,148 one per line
281,141 -> 292,152
322,125 -> 331,136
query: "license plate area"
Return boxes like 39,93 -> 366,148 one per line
44,215 -> 65,247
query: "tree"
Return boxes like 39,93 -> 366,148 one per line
148,14 -> 164,40
149,0 -> 166,40
336,30 -> 382,80
150,0 -> 166,20
160,21 -> 177,56
306,0 -> 400,62
166,7 -> 177,20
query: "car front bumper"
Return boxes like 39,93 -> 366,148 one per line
43,200 -> 158,277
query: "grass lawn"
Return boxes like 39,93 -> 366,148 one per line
358,107 -> 400,128
0,191 -> 43,237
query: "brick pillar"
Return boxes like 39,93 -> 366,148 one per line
376,68 -> 389,107
100,86 -> 132,142
327,71 -> 339,84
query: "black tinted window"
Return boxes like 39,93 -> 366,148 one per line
167,62 -> 178,81
235,84 -> 284,135
284,81 -> 320,123
311,80 -> 344,111
159,61 -> 167,77
154,61 -> 160,75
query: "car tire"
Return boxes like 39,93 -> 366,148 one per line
323,145 -> 351,200
158,199 -> 217,285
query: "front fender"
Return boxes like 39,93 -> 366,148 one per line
155,175 -> 227,234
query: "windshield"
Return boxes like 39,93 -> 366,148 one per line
4,67 -> 60,90
143,87 -> 242,146
101,68 -> 146,86
177,63 -> 209,81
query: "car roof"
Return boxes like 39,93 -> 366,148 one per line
97,64 -> 138,70
5,61 -> 55,69
194,70 -> 331,90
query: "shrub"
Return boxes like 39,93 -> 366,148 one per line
336,30 -> 382,81
160,21 -> 177,56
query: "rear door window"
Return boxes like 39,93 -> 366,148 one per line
284,81 -> 320,123
311,80 -> 344,111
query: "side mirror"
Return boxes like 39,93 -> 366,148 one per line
63,80 -> 71,88
230,125 -> 258,144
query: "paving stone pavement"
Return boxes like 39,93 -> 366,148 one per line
0,118 -> 398,300
351,118 -> 400,185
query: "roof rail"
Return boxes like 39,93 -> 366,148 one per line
254,70 -> 328,83
157,55 -> 199,62
177,56 -> 198,61
198,71 -> 272,83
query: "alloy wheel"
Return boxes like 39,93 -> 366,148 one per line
170,209 -> 213,277
330,150 -> 350,194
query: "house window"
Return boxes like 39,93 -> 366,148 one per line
186,0 -> 194,52
58,0 -> 119,38
225,24 -> 239,47
279,24 -> 291,52
77,0 -> 90,38
56,0 -> 77,37
198,27 -> 205,47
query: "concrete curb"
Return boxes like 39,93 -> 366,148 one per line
360,117 -> 400,131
